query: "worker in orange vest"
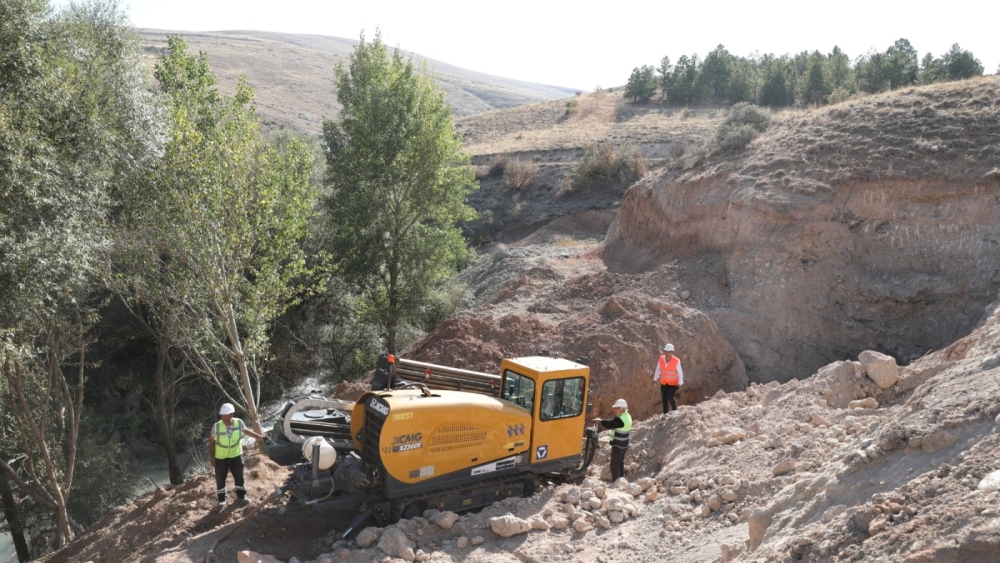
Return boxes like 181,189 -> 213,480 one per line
654,343 -> 684,417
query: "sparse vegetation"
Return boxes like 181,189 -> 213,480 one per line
504,158 -> 538,191
573,143 -> 647,193
487,154 -> 511,177
716,102 -> 771,152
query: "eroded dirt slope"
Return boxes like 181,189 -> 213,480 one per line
605,76 -> 1000,382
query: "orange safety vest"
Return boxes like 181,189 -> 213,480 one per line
658,355 -> 680,385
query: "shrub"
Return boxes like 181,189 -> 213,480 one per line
828,87 -> 852,105
573,143 -> 647,194
717,124 -> 760,152
504,158 -> 538,191
488,154 -> 511,177
715,102 -> 771,152
564,98 -> 579,116
723,102 -> 771,132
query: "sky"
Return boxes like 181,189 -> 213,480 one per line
53,0 -> 1000,91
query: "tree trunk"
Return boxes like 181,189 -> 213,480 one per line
0,469 -> 32,562
154,331 -> 182,484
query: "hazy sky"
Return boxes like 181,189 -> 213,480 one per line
55,0 -> 1000,90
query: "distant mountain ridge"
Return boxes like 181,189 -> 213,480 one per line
139,29 -> 577,134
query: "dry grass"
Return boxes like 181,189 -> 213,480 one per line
504,158 -> 538,191
701,75 -> 1000,193
456,89 -> 723,158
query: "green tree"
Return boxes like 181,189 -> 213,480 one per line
941,43 -> 984,79
657,56 -> 672,99
885,38 -> 918,89
802,51 -> 829,104
665,54 -> 703,104
827,46 -> 856,92
127,36 -> 318,433
700,45 -> 733,101
728,54 -> 761,103
857,50 -> 890,93
624,64 -> 657,102
0,0 -> 158,551
323,32 -> 477,355
760,54 -> 795,106
918,52 -> 948,84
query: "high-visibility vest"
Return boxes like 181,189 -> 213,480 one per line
659,355 -> 680,385
611,411 -> 632,449
214,419 -> 243,459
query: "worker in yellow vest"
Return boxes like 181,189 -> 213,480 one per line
592,398 -> 632,482
209,403 -> 265,508
654,343 -> 684,417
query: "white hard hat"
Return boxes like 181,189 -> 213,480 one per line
219,403 -> 235,415
613,399 -> 628,409
663,343 -> 675,352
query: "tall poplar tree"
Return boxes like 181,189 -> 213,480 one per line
323,31 -> 477,354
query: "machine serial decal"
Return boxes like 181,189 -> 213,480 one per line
470,456 -> 517,476
368,397 -> 389,417
408,465 -> 435,479
392,442 -> 422,453
392,412 -> 413,421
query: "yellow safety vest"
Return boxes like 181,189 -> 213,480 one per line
214,419 -> 243,459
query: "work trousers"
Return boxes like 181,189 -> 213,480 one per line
610,446 -> 628,482
660,384 -> 678,413
214,455 -> 246,502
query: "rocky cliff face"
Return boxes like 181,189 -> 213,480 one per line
605,77 -> 1000,382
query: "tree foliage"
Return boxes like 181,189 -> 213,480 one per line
323,31 -> 477,354
118,36 -> 319,432
632,38 -> 985,108
0,0 -> 158,552
624,65 -> 657,102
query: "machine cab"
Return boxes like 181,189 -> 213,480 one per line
499,357 -> 589,468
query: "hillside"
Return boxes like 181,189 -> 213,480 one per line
34,74 -> 1000,563
138,30 -> 578,133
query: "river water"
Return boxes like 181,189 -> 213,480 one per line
1,453 -> 205,563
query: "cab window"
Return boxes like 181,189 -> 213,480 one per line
540,377 -> 585,421
501,369 -> 535,412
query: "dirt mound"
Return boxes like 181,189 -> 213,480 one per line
407,242 -> 746,420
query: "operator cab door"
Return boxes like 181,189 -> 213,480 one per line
531,375 -> 587,464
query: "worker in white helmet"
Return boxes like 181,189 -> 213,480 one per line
592,398 -> 632,482
209,403 -> 265,508
655,343 -> 684,417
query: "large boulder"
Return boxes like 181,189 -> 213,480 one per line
488,514 -> 532,538
859,350 -> 899,389
377,526 -> 415,562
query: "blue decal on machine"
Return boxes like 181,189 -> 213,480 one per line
506,424 -> 525,437
536,445 -> 548,460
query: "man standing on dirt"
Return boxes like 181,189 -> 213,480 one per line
655,343 -> 683,417
592,398 -> 632,482
210,403 -> 265,508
